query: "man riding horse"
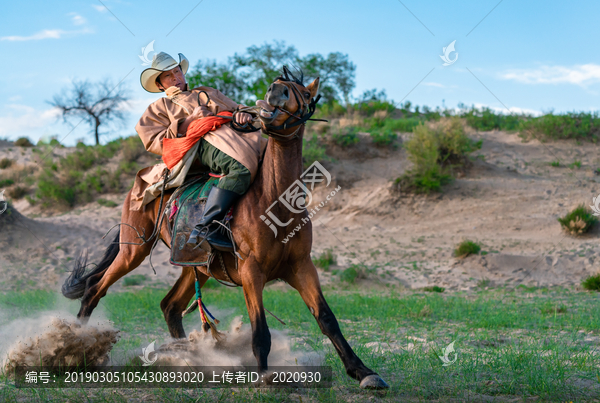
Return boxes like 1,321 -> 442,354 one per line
133,52 -> 267,252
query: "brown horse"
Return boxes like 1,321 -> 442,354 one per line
62,68 -> 389,389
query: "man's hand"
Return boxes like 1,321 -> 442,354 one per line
234,112 -> 253,126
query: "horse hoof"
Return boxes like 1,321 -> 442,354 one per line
359,374 -> 389,389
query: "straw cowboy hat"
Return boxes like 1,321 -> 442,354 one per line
140,52 -> 189,93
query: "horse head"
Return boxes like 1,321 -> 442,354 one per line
256,66 -> 321,139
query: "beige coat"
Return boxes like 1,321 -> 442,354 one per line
130,85 -> 268,211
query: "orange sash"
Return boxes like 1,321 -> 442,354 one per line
162,111 -> 232,169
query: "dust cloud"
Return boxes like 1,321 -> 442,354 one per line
1,312 -> 119,372
150,315 -> 323,369
0,311 -> 322,373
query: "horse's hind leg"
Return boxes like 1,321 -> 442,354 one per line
78,227 -> 154,322
285,257 -> 389,389
160,267 -> 208,338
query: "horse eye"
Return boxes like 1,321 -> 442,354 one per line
304,92 -> 311,98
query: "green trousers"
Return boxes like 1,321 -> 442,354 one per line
195,138 -> 252,195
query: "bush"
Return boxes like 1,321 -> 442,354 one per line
436,117 -> 482,166
34,138 -> 137,208
302,134 -> 328,169
7,186 -> 28,200
339,264 -> 373,283
381,117 -> 423,133
398,118 -> 480,193
369,128 -> 397,147
0,158 -> 13,169
14,137 -> 33,147
355,100 -> 395,117
582,274 -> 600,291
97,198 -> 118,208
557,204 -> 598,235
0,178 -> 15,187
313,249 -> 336,271
423,286 -> 445,293
315,100 -> 347,118
36,169 -> 77,207
459,106 -> 523,131
519,112 -> 600,142
454,240 -> 481,258
331,126 -> 360,147
121,136 -> 145,162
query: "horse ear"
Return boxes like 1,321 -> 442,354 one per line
306,77 -> 320,99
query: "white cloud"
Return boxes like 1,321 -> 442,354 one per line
0,28 -> 92,41
500,64 -> 600,86
0,104 -> 62,138
423,82 -> 445,88
92,4 -> 107,12
68,12 -> 87,26
469,103 -> 542,116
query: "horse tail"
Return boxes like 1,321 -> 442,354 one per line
62,231 -> 120,299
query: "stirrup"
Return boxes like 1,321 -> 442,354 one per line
187,225 -> 209,246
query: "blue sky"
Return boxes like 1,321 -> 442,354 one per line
1,0 -> 599,145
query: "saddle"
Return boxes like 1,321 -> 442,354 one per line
166,173 -> 231,266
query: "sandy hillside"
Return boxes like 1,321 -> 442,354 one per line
1,130 -> 600,292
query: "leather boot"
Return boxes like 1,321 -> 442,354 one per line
187,186 -> 240,252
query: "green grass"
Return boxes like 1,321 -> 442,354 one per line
557,204 -> 598,235
454,240 -> 481,258
0,287 -> 600,401
550,160 -> 560,167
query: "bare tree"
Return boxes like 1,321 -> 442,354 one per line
49,79 -> 130,145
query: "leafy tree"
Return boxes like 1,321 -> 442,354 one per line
187,59 -> 246,103
186,41 -> 356,106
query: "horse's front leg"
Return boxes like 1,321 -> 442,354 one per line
285,256 -> 389,389
240,257 -> 271,371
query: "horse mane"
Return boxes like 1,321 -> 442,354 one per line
276,65 -> 304,86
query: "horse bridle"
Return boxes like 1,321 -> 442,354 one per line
260,79 -> 325,140
197,74 -> 327,139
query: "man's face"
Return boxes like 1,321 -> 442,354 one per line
157,66 -> 186,92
